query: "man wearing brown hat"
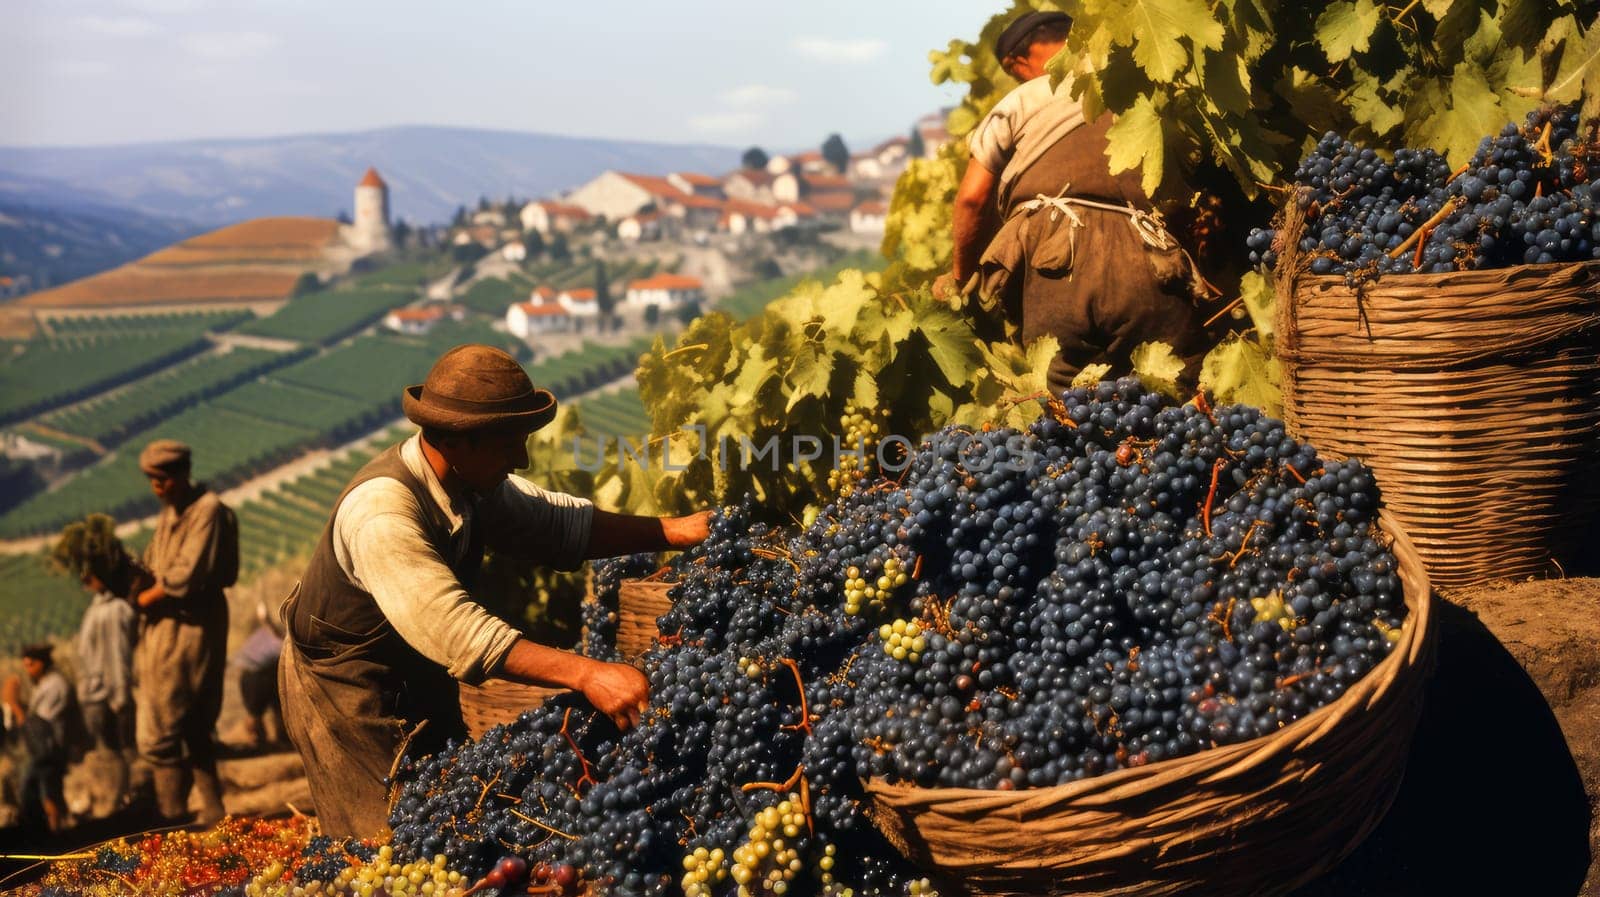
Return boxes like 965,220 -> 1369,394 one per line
941,11 -> 1211,392
134,438 -> 238,825
278,344 -> 712,838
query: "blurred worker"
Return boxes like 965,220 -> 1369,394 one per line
226,602 -> 284,751
75,563 -> 140,812
942,11 -> 1211,392
134,439 -> 239,825
2,644 -> 74,833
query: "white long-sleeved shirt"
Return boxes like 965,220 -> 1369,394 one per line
330,433 -> 594,683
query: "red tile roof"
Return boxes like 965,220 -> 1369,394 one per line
562,288 -> 597,302
629,273 -> 704,290
808,192 -> 857,212
620,173 -> 690,200
388,306 -> 443,322
673,172 -> 721,186
359,167 -> 387,189
854,200 -> 889,215
804,173 -> 853,191
782,202 -> 818,217
722,199 -> 784,219
516,302 -> 569,317
529,286 -> 557,300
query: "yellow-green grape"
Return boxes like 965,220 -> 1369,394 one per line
880,618 -> 925,663
681,845 -> 729,897
907,878 -> 940,896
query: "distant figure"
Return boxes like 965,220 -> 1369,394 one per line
75,564 -> 140,812
2,644 -> 74,833
51,513 -> 147,816
226,602 -> 284,752
134,439 -> 239,826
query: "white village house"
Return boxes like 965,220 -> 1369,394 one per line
557,287 -> 602,320
625,273 -> 704,310
383,304 -> 463,335
520,200 -> 592,235
565,172 -> 690,221
850,200 -> 889,235
506,301 -> 570,337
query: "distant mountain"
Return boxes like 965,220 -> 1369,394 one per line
0,126 -> 744,228
0,171 -> 201,292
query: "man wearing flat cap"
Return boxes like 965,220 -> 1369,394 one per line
943,10 -> 1210,392
279,344 -> 713,838
135,438 -> 238,825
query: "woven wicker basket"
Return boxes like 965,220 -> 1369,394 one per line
457,679 -> 567,739
1274,214 -> 1600,588
616,579 -> 674,657
861,511 -> 1436,897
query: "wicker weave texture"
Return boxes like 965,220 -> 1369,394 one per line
457,680 -> 566,739
1278,259 -> 1600,588
617,580 -> 674,657
861,512 -> 1435,897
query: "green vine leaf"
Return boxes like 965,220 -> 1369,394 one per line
1105,95 -> 1167,197
1315,0 -> 1382,63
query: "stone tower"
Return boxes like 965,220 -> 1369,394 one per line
352,167 -> 391,252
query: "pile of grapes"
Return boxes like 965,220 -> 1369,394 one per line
389,380 -> 1408,896
1247,104 -> 1600,277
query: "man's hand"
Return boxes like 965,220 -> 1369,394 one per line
577,659 -> 650,730
136,583 -> 166,609
932,272 -> 961,302
664,510 -> 712,549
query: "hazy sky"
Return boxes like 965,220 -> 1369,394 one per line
0,1 -> 1004,150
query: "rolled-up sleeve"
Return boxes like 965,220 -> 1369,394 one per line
336,488 -> 523,683
967,93 -> 1021,174
477,476 -> 594,570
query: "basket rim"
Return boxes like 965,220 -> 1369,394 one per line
864,509 -> 1434,803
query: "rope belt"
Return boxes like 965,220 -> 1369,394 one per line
1014,187 -> 1176,252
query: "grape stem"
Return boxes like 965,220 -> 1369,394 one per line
559,708 -> 599,794
1227,522 -> 1263,568
777,658 -> 814,735
741,764 -> 805,794
1202,458 -> 1226,537
1203,295 -> 1245,328
509,808 -> 578,841
1387,196 -> 1460,261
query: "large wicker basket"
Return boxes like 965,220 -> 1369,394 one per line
457,679 -> 567,739
1275,235 -> 1600,588
861,511 -> 1436,897
616,579 -> 674,657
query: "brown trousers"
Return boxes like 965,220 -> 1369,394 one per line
134,611 -> 226,767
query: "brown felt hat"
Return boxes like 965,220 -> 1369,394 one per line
403,344 -> 558,433
139,439 -> 192,476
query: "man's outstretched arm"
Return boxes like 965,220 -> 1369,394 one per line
951,158 -> 999,286
583,508 -> 712,559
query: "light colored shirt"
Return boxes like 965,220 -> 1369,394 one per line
144,487 -> 232,602
331,433 -> 594,682
967,74 -> 1086,208
76,591 -> 136,709
28,669 -> 72,749
232,624 -> 283,672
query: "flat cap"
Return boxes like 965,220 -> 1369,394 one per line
139,439 -> 192,476
996,11 -> 1072,61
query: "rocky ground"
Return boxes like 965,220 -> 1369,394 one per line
2,580 -> 1596,894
